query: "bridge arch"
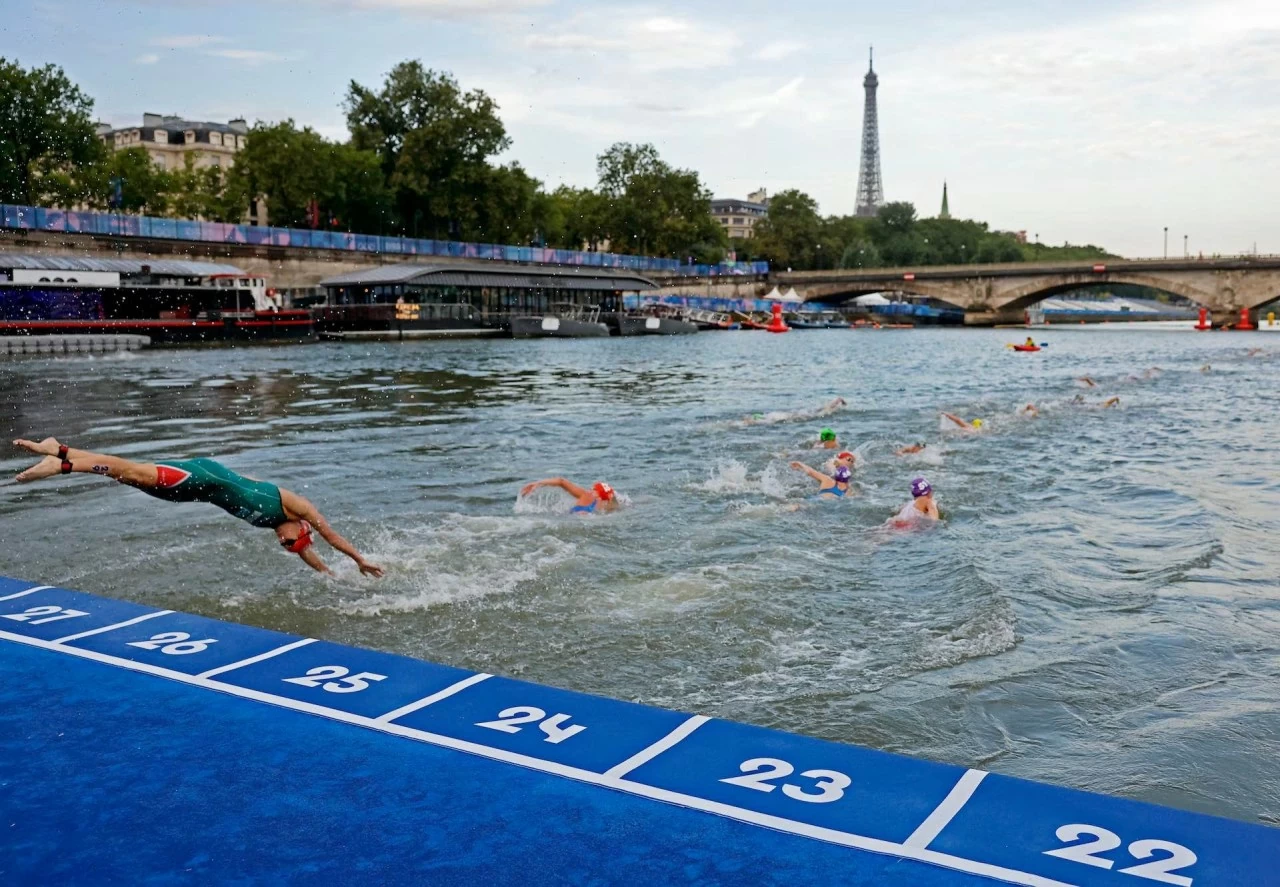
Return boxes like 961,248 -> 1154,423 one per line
994,272 -> 1217,313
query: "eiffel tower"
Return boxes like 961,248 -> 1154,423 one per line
855,47 -> 884,218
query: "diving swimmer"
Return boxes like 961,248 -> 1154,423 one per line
942,412 -> 984,432
790,461 -> 852,499
890,477 -> 940,527
12,438 -> 384,576
520,477 -> 619,513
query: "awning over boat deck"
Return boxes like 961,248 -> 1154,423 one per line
0,253 -> 245,277
319,262 -> 658,292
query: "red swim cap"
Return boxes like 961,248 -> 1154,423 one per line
286,519 -> 314,554
837,451 -> 855,462
593,482 -> 615,501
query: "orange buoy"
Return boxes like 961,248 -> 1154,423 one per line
1195,307 -> 1211,330
1236,307 -> 1255,330
766,303 -> 790,333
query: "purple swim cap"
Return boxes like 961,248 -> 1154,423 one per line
911,477 -> 932,498
834,466 -> 852,484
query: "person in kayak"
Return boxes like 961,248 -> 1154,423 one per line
520,477 -> 619,514
890,476 -> 941,527
12,437 -> 384,576
790,461 -> 852,499
1024,336 -> 1037,348
942,412 -> 984,432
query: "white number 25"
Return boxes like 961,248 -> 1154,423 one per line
282,665 -> 387,693
720,758 -> 851,804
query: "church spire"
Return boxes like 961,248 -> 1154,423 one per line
939,181 -> 951,219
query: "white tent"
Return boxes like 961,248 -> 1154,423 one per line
763,286 -> 784,300
854,293 -> 893,306
778,287 -> 804,303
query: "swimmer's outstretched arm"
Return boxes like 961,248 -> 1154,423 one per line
789,461 -> 827,483
940,412 -> 967,428
520,477 -> 590,499
280,489 -> 385,578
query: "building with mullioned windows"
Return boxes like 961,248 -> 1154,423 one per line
96,114 -> 249,172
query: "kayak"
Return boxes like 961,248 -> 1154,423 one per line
1012,344 -> 1041,352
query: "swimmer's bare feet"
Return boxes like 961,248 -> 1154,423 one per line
13,437 -> 62,457
16,456 -> 63,483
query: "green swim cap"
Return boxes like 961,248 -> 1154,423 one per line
820,428 -> 836,441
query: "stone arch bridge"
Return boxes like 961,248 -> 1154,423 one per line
775,258 -> 1280,326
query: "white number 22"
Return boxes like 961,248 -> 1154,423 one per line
720,758 -> 852,804
282,666 -> 387,693
1,606 -> 89,625
1045,824 -> 1197,886
475,706 -> 586,744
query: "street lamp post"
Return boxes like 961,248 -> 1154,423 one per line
1184,235 -> 1188,258
1163,227 -> 1168,259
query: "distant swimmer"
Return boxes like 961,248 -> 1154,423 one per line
889,477 -> 941,527
1019,403 -> 1040,418
1248,347 -> 1263,357
816,428 -> 839,449
942,412 -> 984,432
896,443 -> 927,456
12,438 -> 384,576
741,397 -> 846,427
520,477 -> 618,514
816,397 -> 849,417
1200,364 -> 1212,373
1077,376 -> 1098,388
1102,396 -> 1120,408
790,461 -> 852,499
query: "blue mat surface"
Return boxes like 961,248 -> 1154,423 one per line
0,576 -> 1275,886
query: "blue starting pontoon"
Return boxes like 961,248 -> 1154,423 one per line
0,575 -> 1275,885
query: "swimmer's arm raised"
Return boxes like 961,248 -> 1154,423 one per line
789,461 -> 827,483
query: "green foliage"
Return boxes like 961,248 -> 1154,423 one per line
593,142 -> 726,260
98,147 -> 171,214
0,58 -> 104,205
345,61 -> 509,239
750,189 -> 823,269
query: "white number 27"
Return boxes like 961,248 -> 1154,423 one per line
1,606 -> 89,625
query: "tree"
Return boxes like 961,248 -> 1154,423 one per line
227,120 -> 391,231
544,185 -> 607,250
839,238 -> 881,268
592,142 -> 725,260
0,58 -> 105,205
91,147 -> 171,214
345,61 -> 509,238
750,189 -> 823,269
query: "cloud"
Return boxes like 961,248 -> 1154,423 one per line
526,9 -> 741,71
754,40 -> 804,62
203,48 -> 286,65
134,53 -> 159,65
151,34 -> 228,48
298,0 -> 547,13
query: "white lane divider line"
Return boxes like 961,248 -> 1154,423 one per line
603,715 -> 711,779
54,609 -> 174,644
0,585 -> 53,602
902,768 -> 988,849
197,637 -> 318,679
0,626 -> 1072,887
374,672 -> 494,723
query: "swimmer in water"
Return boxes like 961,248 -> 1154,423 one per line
896,443 -> 926,456
1077,376 -> 1098,388
1248,347 -> 1263,357
1200,364 -> 1211,373
520,477 -> 618,514
1019,403 -> 1040,418
941,412 -> 984,432
11,438 -> 384,576
789,461 -> 852,499
741,397 -> 846,427
890,477 -> 941,527
1102,396 -> 1120,408
816,428 -> 839,449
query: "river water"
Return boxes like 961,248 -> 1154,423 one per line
2,328 -> 1277,825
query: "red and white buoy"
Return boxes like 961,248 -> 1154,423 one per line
1236,307 -> 1255,330
1195,307 -> 1211,330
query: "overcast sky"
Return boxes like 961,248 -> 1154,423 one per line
7,0 -> 1279,257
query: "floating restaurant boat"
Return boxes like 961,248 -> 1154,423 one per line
0,254 -> 312,344
317,263 -> 658,339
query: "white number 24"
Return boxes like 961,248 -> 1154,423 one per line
720,758 -> 851,804
475,707 -> 586,744
282,666 -> 387,693
1045,824 -> 1197,886
1,606 -> 89,625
